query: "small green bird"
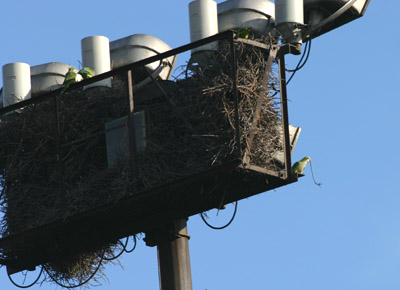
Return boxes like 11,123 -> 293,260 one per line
237,27 -> 251,39
78,67 -> 95,79
61,66 -> 77,95
292,156 -> 311,174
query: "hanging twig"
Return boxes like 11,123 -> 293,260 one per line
309,160 -> 322,187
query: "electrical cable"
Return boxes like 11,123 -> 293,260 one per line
285,40 -> 310,73
200,201 -> 238,230
101,239 -> 128,261
286,39 -> 312,85
124,235 -> 137,253
44,250 -> 104,289
7,266 -> 44,289
101,235 -> 137,261
295,40 -> 312,71
268,40 -> 312,98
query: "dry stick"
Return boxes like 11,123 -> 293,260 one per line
309,160 -> 322,187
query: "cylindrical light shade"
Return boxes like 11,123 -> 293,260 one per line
275,0 -> 304,43
81,35 -> 112,89
2,62 -> 31,107
303,0 -> 370,41
218,0 -> 276,34
189,0 -> 218,62
110,34 -> 176,82
275,0 -> 304,26
30,62 -> 70,96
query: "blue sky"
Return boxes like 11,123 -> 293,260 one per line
1,1 -> 399,289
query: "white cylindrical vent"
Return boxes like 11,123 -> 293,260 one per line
81,35 -> 112,89
110,34 -> 177,83
275,0 -> 304,43
31,62 -> 70,96
2,62 -> 31,107
189,0 -> 218,63
218,0 -> 275,34
275,0 -> 304,26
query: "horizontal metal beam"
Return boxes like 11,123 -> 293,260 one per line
0,30 -> 235,116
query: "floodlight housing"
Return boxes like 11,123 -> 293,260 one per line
275,0 -> 304,44
302,0 -> 370,41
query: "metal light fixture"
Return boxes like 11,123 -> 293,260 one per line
275,0 -> 305,44
275,0 -> 370,43
302,0 -> 370,40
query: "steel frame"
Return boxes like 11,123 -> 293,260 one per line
0,31 -> 299,272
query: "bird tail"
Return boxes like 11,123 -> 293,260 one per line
60,86 -> 67,95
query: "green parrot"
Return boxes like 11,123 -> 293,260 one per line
78,67 -> 95,79
292,156 -> 311,174
60,66 -> 77,95
237,27 -> 251,39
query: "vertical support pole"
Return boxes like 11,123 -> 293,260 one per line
145,219 -> 193,290
157,219 -> 192,290
278,52 -> 293,178
230,33 -> 242,160
126,70 -> 138,173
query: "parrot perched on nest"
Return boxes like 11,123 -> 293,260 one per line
78,67 -> 95,79
292,156 -> 311,174
60,66 -> 77,95
237,27 -> 251,39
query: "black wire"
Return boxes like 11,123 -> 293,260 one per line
296,39 -> 312,71
101,235 -> 137,261
285,40 -> 309,73
44,251 -> 104,289
124,235 -> 137,253
268,40 -> 312,98
286,39 -> 312,85
7,266 -> 44,289
200,201 -> 238,230
101,239 -> 128,261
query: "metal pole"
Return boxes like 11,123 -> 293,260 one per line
278,52 -> 293,178
125,70 -> 138,176
145,219 -> 193,290
230,33 -> 242,160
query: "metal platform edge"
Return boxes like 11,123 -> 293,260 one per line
0,161 -> 298,272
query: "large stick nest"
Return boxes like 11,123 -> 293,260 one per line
0,38 -> 282,286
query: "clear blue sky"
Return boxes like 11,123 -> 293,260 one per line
1,1 -> 399,289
